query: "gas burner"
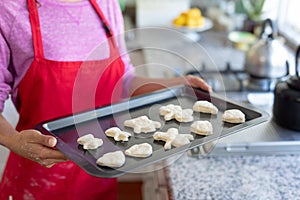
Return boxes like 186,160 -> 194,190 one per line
247,73 -> 290,92
246,76 -> 279,92
186,63 -> 288,93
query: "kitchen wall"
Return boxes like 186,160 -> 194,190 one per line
126,0 -> 280,30
135,0 -> 190,27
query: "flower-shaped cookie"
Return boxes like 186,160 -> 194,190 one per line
124,116 -> 161,134
77,133 -> 103,150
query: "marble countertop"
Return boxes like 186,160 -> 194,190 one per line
166,153 -> 300,200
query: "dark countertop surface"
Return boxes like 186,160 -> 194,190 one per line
166,153 -> 300,200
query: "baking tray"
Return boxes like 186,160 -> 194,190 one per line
36,86 -> 269,177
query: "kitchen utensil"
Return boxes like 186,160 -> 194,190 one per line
244,18 -> 289,78
36,86 -> 268,177
273,45 -> 300,131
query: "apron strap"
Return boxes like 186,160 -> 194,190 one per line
27,0 -> 45,59
90,0 -> 118,56
90,0 -> 114,38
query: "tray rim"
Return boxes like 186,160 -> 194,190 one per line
39,86 -> 269,131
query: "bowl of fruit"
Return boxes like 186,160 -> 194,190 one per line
172,8 -> 213,33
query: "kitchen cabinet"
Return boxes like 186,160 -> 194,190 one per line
118,163 -> 170,200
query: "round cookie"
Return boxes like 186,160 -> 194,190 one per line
125,143 -> 153,158
190,120 -> 213,135
193,100 -> 218,115
222,109 -> 245,124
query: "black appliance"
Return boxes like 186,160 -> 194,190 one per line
273,45 -> 300,131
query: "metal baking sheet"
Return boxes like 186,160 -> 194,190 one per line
36,86 -> 269,177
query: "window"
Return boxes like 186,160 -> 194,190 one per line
278,0 -> 300,45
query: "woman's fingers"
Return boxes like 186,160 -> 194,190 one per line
26,142 -> 68,166
10,130 -> 68,166
39,158 -> 69,168
22,129 -> 57,147
36,145 -> 68,160
186,75 -> 212,92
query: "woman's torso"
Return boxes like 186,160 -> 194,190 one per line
0,0 -> 133,109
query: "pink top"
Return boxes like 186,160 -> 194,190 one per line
0,0 -> 135,112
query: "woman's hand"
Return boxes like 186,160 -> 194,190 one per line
129,75 -> 212,96
7,129 -> 68,168
184,75 -> 212,92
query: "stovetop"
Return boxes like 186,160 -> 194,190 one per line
187,63 -> 287,93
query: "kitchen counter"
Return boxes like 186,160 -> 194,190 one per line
163,101 -> 300,200
166,153 -> 300,200
163,92 -> 300,199
164,103 -> 300,200
126,29 -> 300,199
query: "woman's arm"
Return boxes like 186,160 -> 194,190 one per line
0,114 -> 67,167
129,75 -> 212,97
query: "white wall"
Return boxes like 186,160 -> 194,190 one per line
136,0 -> 190,27
0,97 -> 19,179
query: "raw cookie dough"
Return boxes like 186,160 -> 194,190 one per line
125,143 -> 153,158
96,151 -> 125,168
190,120 -> 213,135
124,116 -> 161,134
222,109 -> 245,124
153,128 -> 179,150
153,128 -> 194,150
193,100 -> 218,115
159,104 -> 182,121
175,109 -> 194,122
159,104 -> 194,122
105,127 -> 131,142
77,134 -> 103,150
171,134 -> 194,148
77,134 -> 94,145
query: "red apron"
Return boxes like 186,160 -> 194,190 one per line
0,0 -> 124,199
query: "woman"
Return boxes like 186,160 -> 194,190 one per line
0,0 -> 211,199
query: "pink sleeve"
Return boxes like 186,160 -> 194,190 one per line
0,29 -> 14,112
